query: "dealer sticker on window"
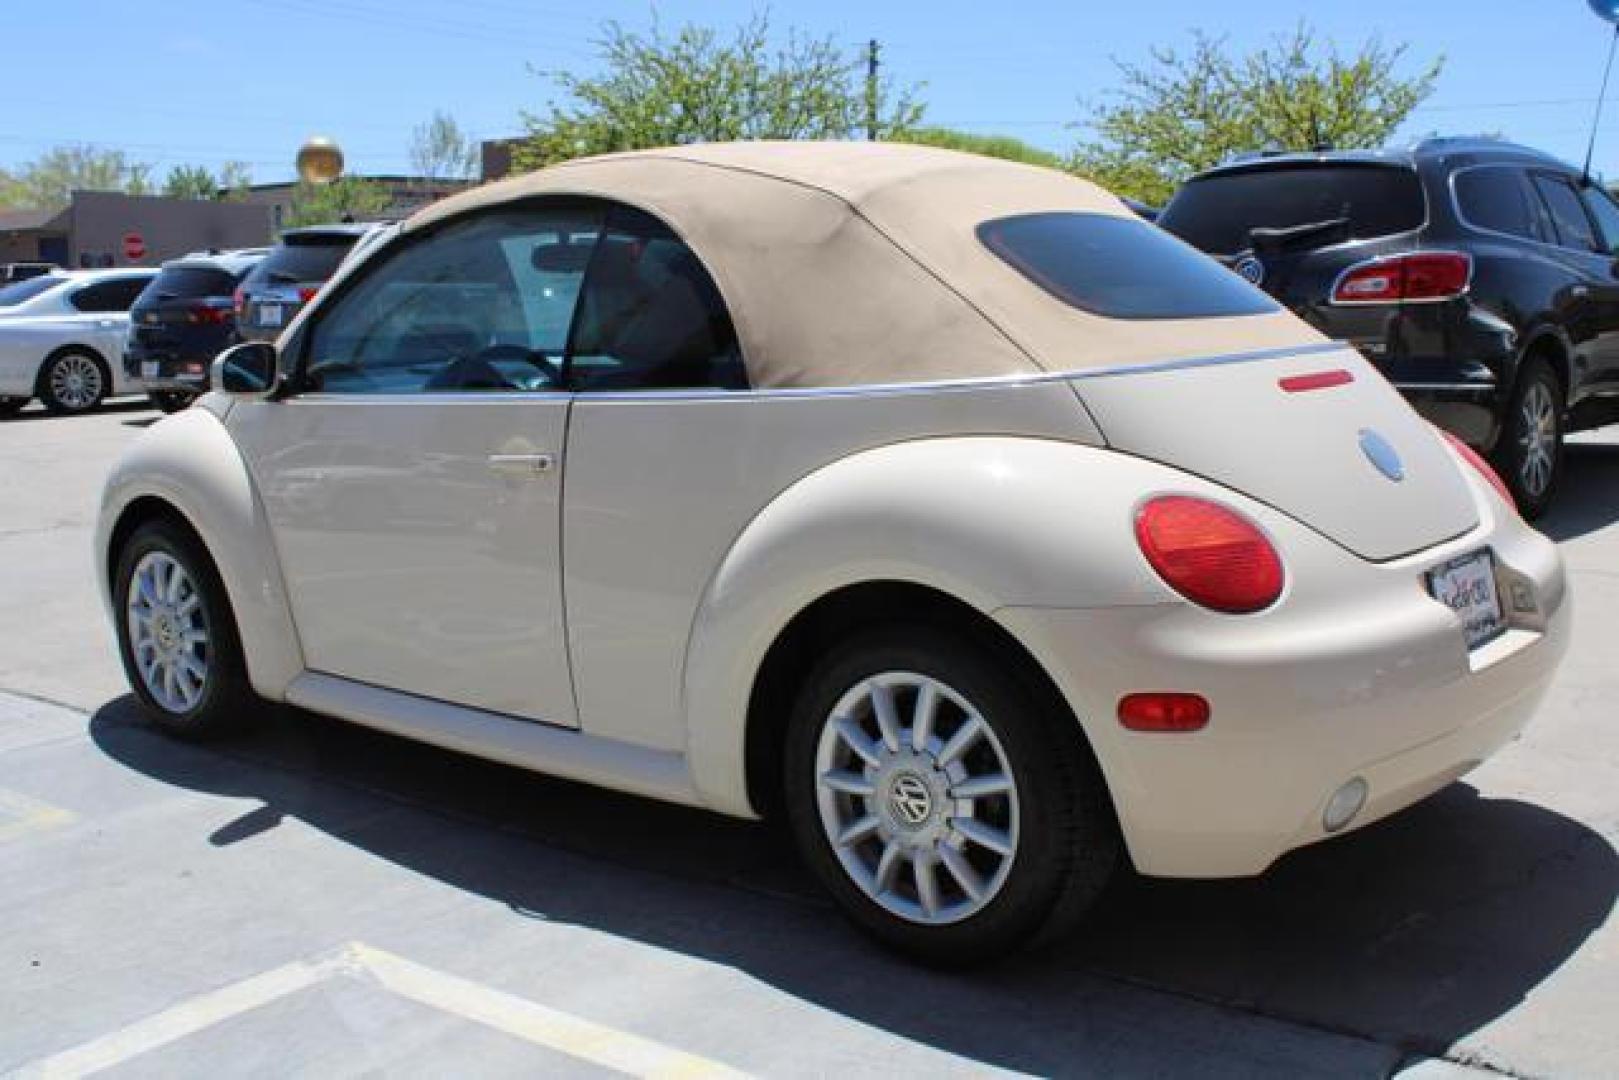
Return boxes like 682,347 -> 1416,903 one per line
1427,549 -> 1506,650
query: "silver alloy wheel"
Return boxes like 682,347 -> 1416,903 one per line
1517,379 -> 1557,498
126,551 -> 210,715
48,354 -> 103,412
814,671 -> 1020,926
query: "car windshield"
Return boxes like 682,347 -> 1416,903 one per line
0,274 -> 63,308
1159,164 -> 1427,255
247,237 -> 357,288
977,212 -> 1279,320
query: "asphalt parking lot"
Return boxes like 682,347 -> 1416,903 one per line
1,399 -> 1616,1078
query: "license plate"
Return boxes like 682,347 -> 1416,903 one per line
1427,550 -> 1505,650
140,361 -> 159,380
259,303 -> 283,327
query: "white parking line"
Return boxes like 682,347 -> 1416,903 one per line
11,942 -> 748,1079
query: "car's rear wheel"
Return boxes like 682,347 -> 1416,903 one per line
0,396 -> 27,418
1493,356 -> 1563,519
113,518 -> 256,738
149,391 -> 194,414
38,350 -> 109,415
783,626 -> 1119,965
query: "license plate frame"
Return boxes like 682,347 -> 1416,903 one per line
1426,549 -> 1506,651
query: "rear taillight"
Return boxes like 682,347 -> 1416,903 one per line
1331,252 -> 1472,305
1135,496 -> 1285,614
232,287 -> 245,318
298,286 -> 320,303
1438,428 -> 1514,509
185,303 -> 231,325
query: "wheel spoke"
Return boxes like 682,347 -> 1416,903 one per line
869,680 -> 903,753
952,773 -> 1013,800
953,817 -> 1013,856
910,682 -> 938,752
874,840 -> 904,894
176,594 -> 201,619
913,855 -> 941,917
821,769 -> 876,798
836,814 -> 881,848
939,843 -> 987,903
833,718 -> 883,768
934,715 -> 983,768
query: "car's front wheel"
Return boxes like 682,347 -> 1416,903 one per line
38,350 -> 109,415
113,518 -> 256,738
1493,356 -> 1564,519
783,626 -> 1120,965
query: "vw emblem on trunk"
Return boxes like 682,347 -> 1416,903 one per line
889,774 -> 933,828
1359,429 -> 1405,482
1233,255 -> 1265,285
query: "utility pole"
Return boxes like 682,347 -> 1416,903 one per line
865,39 -> 880,141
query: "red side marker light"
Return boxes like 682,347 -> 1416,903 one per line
1279,369 -> 1354,393
1119,693 -> 1211,732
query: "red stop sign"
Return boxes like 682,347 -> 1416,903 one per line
123,232 -> 146,261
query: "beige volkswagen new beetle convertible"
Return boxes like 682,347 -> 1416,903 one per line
96,143 -> 1570,962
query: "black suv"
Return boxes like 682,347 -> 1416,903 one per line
126,249 -> 266,412
236,223 -> 386,344
1158,138 -> 1619,517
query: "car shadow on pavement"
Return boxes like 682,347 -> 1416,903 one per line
89,696 -> 1616,1075
1538,439 -> 1619,542
0,399 -> 151,425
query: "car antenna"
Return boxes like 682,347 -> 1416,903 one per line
1585,19 -> 1619,183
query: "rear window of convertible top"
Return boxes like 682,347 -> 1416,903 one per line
977,212 -> 1279,320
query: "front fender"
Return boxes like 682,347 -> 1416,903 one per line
680,436 -> 1179,816
96,406 -> 304,700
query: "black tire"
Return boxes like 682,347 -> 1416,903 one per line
112,518 -> 257,739
37,349 -> 110,415
149,391 -> 194,414
1491,356 -> 1564,520
782,625 -> 1120,966
0,396 -> 27,418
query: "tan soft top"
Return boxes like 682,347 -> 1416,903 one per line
407,142 -> 1325,389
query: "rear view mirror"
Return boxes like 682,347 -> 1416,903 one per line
212,342 -> 280,398
531,241 -> 594,273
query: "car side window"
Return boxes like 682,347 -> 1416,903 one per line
303,206 -> 602,394
1580,185 -> 1619,256
1530,174 -> 1601,253
71,276 -> 151,312
567,205 -> 747,392
1455,167 -> 1552,243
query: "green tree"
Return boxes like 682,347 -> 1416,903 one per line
514,13 -> 924,170
1069,25 -> 1442,205
0,145 -> 154,210
894,126 -> 1061,168
162,164 -> 219,200
409,111 -> 479,180
285,176 -> 391,227
219,161 -> 253,201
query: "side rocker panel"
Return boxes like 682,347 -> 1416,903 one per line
680,436 -> 1183,818
96,402 -> 305,701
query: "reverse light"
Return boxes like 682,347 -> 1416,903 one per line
1118,693 -> 1210,733
1438,427 -> 1514,509
1135,495 -> 1285,613
1331,252 -> 1472,305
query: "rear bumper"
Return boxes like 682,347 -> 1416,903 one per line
997,483 -> 1569,879
124,346 -> 212,392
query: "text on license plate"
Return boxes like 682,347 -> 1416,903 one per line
259,304 -> 283,327
1427,550 -> 1505,650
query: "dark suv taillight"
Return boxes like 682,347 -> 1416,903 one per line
1331,252 -> 1472,305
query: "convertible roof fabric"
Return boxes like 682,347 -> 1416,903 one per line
406,141 -> 1326,389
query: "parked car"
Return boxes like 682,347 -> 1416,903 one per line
96,143 -> 1568,963
125,249 -> 267,413
0,268 -> 157,416
1158,137 -> 1619,517
0,262 -> 58,287
235,224 -> 385,343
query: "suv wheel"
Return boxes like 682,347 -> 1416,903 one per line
38,350 -> 108,415
113,519 -> 256,738
1494,357 -> 1564,519
783,626 -> 1119,965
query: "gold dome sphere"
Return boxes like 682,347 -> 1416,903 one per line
296,137 -> 345,184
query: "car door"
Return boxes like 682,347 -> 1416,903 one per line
1527,171 -> 1619,396
1576,181 -> 1619,395
229,204 -> 601,725
68,274 -> 154,392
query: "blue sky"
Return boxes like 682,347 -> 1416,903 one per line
7,0 -> 1619,184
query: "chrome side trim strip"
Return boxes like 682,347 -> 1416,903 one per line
289,341 -> 1350,405
1392,381 -> 1499,392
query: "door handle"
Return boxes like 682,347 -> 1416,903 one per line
487,452 -> 556,475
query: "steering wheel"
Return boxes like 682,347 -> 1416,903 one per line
472,343 -> 563,389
